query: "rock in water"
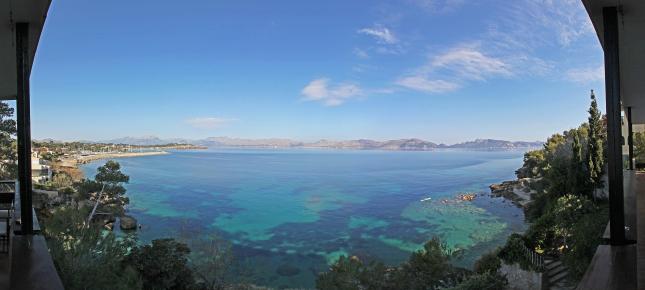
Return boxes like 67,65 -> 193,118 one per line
120,215 -> 137,230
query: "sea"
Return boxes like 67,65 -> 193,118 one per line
81,148 -> 527,288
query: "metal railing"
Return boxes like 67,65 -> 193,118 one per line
521,243 -> 544,271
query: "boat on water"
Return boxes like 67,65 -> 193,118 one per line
420,197 -> 432,202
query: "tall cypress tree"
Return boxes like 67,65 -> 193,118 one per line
569,132 -> 585,195
587,90 -> 604,197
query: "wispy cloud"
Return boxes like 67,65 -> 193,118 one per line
353,47 -> 369,59
185,117 -> 236,129
357,25 -> 398,44
409,0 -> 465,13
396,76 -> 459,93
396,44 -> 511,94
301,78 -> 363,106
566,65 -> 604,84
431,45 -> 512,80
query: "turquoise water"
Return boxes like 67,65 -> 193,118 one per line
81,149 -> 526,288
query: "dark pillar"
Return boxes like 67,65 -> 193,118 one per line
603,7 -> 625,245
628,107 -> 634,170
16,22 -> 33,235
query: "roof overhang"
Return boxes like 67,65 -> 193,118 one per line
582,0 -> 645,123
0,0 -> 52,100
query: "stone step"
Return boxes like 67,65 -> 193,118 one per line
545,260 -> 562,270
549,270 -> 569,284
548,264 -> 567,277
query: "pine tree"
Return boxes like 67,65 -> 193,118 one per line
587,90 -> 604,197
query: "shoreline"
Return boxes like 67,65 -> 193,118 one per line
53,151 -> 170,180
75,151 -> 169,164
489,178 -> 535,208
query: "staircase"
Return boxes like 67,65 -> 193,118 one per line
543,258 -> 574,290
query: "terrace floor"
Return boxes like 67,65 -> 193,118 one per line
577,170 -> 644,290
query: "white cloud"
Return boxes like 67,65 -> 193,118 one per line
358,26 -> 398,44
410,0 -> 465,13
396,76 -> 459,93
431,45 -> 513,80
566,65 -> 604,84
396,44 -> 511,94
185,117 -> 236,129
301,78 -> 363,106
353,47 -> 369,59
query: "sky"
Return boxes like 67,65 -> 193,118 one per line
30,0 -> 606,144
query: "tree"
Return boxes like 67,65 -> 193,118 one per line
634,132 -> 645,166
393,237 -> 457,289
86,160 -> 130,220
43,206 -> 142,290
0,101 -> 17,179
568,132 -> 589,196
189,236 -> 238,290
587,90 -> 605,194
126,238 -> 196,290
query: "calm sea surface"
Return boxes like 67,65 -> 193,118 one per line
81,149 -> 527,288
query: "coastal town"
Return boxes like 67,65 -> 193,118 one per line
30,141 -> 206,183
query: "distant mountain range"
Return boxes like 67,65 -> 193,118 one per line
94,136 -> 543,151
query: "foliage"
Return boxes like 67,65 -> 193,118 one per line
473,250 -> 501,274
561,204 -> 608,279
568,132 -> 590,196
48,171 -> 74,190
634,132 -> 645,166
394,237 -> 458,289
515,150 -> 545,179
525,191 -> 552,222
498,234 -> 533,270
446,272 -> 507,290
316,237 -> 463,290
42,206 -> 142,290
78,160 -> 130,215
126,238 -> 196,290
0,101 -> 16,179
587,90 -> 605,190
188,235 -> 242,290
316,256 -> 393,290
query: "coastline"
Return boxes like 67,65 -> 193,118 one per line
489,178 -> 535,208
53,151 -> 170,180
75,151 -> 169,164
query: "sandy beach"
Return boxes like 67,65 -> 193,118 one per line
75,151 -> 169,163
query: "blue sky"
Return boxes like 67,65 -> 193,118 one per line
30,0 -> 605,144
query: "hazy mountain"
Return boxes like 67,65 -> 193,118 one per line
102,136 -> 192,146
449,139 -> 543,149
96,136 -> 542,150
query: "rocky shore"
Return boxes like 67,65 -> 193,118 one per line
489,178 -> 537,207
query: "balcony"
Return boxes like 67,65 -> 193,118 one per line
0,180 -> 63,290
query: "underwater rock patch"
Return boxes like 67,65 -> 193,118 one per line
276,264 -> 301,277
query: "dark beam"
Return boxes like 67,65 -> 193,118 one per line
603,7 -> 625,246
15,22 -> 33,235
628,107 -> 634,170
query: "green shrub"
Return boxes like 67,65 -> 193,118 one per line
498,234 -> 533,270
446,272 -> 507,290
126,238 -> 196,290
562,204 -> 608,279
473,250 -> 501,274
43,206 -> 142,290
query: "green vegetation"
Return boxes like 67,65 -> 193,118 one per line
501,91 -> 609,280
0,101 -> 17,179
37,160 -> 248,290
316,237 -> 507,290
587,90 -> 605,193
